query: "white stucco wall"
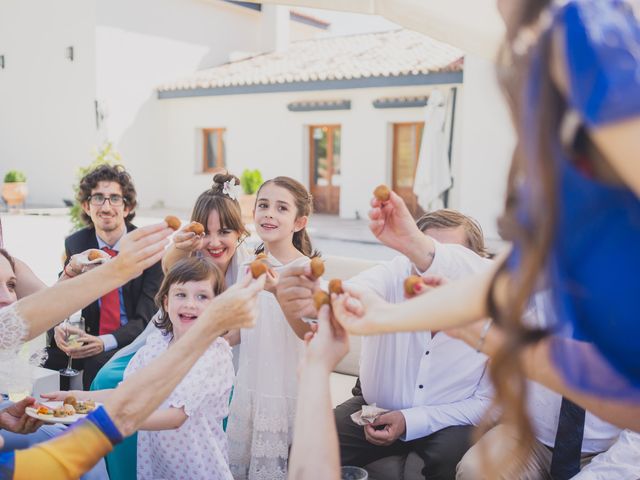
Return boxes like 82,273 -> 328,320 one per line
154,83 -> 461,219
0,0 -> 97,206
450,54 -> 515,239
96,0 -> 269,208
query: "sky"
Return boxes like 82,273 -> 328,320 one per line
297,7 -> 399,36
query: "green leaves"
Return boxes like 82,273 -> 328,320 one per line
240,168 -> 263,195
3,170 -> 27,183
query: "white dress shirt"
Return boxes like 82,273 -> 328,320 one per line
527,381 -> 623,453
349,239 -> 494,441
573,430 -> 640,479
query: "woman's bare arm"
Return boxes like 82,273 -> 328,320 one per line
14,223 -> 171,341
103,274 -> 264,437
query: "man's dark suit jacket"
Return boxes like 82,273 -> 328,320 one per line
45,223 -> 163,388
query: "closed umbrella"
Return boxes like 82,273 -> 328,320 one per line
413,89 -> 452,211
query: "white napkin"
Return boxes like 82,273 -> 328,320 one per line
350,404 -> 390,426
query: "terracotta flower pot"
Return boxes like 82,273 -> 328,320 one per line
2,182 -> 28,208
239,194 -> 256,225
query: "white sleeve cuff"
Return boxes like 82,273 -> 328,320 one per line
400,407 -> 430,442
100,334 -> 118,352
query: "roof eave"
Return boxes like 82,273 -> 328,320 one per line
157,71 -> 463,100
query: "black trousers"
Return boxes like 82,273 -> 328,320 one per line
44,346 -> 117,390
335,396 -> 475,480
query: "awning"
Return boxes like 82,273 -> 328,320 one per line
246,0 -> 504,59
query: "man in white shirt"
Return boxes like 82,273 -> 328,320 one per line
277,200 -> 494,479
337,209 -> 493,479
456,296 -> 640,479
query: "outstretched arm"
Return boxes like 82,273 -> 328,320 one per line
13,223 -> 172,342
289,306 -> 348,480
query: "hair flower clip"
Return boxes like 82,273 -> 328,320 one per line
223,180 -> 242,200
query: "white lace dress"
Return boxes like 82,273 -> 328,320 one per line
227,255 -> 307,480
0,303 -> 34,392
124,329 -> 235,480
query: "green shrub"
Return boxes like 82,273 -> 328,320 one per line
69,142 -> 123,231
240,169 -> 263,195
3,170 -> 27,183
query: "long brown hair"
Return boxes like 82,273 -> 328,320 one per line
483,0 -> 561,474
254,176 -> 319,258
191,173 -> 249,240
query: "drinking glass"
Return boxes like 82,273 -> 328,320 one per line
341,466 -> 368,480
59,312 -> 85,377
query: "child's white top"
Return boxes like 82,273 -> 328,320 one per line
124,329 -> 234,480
227,253 -> 308,480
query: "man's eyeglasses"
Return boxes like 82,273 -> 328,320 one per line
88,194 -> 126,206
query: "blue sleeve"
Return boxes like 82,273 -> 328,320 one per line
77,406 -> 124,446
562,0 -> 640,127
0,451 -> 15,479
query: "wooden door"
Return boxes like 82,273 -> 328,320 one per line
309,125 -> 341,215
392,122 -> 424,218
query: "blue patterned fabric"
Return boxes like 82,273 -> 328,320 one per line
516,0 -> 640,399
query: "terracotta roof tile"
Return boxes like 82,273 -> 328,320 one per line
158,29 -> 463,93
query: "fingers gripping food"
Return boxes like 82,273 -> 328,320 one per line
164,216 -> 182,231
184,221 -> 205,236
310,257 -> 325,279
403,275 -> 424,298
87,250 -> 105,261
373,185 -> 391,202
250,257 -> 269,279
313,290 -> 330,311
328,279 -> 344,295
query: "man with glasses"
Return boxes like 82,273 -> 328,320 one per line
44,165 -> 163,389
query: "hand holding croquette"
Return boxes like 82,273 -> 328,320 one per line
373,185 -> 391,203
184,221 -> 205,236
164,215 -> 181,231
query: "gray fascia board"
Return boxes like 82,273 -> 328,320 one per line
287,100 -> 351,112
157,71 -> 463,100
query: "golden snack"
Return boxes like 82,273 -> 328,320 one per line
250,259 -> 268,279
37,406 -> 52,416
184,221 -> 205,236
313,290 -> 330,311
310,257 -> 325,278
403,275 -> 423,297
63,395 -> 77,408
373,185 -> 391,202
328,279 -> 344,295
87,250 -> 103,262
164,215 -> 181,231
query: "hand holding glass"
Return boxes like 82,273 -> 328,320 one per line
59,313 -> 85,377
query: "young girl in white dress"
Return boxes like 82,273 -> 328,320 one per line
227,177 -> 317,480
51,257 -> 236,480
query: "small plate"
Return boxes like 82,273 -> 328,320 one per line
25,401 -> 101,425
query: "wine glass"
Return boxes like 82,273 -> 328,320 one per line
59,312 -> 85,377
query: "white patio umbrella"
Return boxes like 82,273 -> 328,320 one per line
248,0 -> 504,59
413,89 -> 451,211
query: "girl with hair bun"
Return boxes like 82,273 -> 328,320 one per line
162,172 -> 250,283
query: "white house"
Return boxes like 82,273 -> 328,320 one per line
0,0 -> 327,206
154,28 -> 513,238
1,0 -> 513,239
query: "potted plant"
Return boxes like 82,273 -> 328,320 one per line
239,169 -> 263,224
2,170 -> 28,209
